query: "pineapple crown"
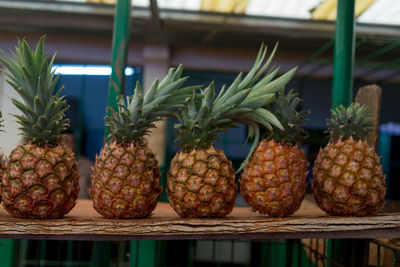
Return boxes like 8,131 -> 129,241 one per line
174,43 -> 297,151
106,64 -> 199,144
0,36 -> 70,145
327,102 -> 374,141
264,89 -> 309,145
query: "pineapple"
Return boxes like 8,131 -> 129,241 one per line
240,90 -> 309,217
312,103 -> 386,215
90,65 -> 197,219
0,36 -> 79,219
167,44 -> 297,218
0,112 -> 4,204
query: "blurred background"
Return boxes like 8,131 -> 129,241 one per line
0,0 -> 399,266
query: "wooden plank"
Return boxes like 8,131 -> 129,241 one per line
0,199 -> 399,240
355,84 -> 382,149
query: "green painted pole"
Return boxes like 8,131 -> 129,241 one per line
106,2 -> 158,266
0,239 -> 17,267
105,0 -> 132,139
331,0 -> 355,108
331,1 -> 365,266
137,241 -> 157,267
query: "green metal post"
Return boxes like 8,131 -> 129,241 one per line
379,133 -> 391,175
379,133 -> 391,197
66,240 -> 74,267
39,240 -> 47,266
19,239 -> 28,267
107,2 -> 158,266
137,241 -> 157,267
331,0 -> 355,108
130,241 -> 139,267
331,1 -> 358,265
0,239 -> 17,267
105,0 -> 132,138
130,240 -> 158,267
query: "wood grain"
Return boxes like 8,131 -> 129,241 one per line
0,199 -> 399,240
355,84 -> 382,149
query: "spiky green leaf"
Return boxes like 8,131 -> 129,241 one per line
0,36 -> 69,145
327,102 -> 373,141
106,65 -> 199,144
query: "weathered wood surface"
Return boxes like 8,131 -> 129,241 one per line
0,198 -> 399,240
355,84 -> 382,149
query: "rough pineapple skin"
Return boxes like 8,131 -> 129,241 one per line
240,139 -> 308,217
1,144 -> 79,219
312,138 -> 386,216
90,141 -> 161,219
167,146 -> 236,218
0,156 -> 4,204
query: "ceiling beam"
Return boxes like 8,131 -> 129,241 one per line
149,0 -> 162,28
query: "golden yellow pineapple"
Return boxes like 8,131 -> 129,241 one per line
90,65 -> 197,219
240,90 -> 309,216
3,144 -> 78,218
91,141 -> 160,218
0,37 -> 79,218
312,103 -> 386,215
168,146 -> 236,217
168,44 -> 297,218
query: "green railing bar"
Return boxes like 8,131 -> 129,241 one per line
301,37 -> 366,78
137,240 -> 157,267
18,240 -> 28,267
357,61 -> 400,69
66,240 -> 74,267
326,239 -> 332,267
20,260 -> 92,266
331,0 -> 355,108
378,133 -> 391,183
352,38 -> 397,78
39,240 -> 47,266
358,41 -> 400,63
105,0 -> 132,139
311,58 -> 400,69
130,241 -> 138,267
0,239 -> 17,267
355,37 -> 368,46
392,56 -> 400,63
306,40 -> 334,62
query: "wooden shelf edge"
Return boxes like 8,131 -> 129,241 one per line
0,200 -> 399,240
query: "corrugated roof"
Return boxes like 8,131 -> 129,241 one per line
58,0 -> 400,26
131,0 -> 398,26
